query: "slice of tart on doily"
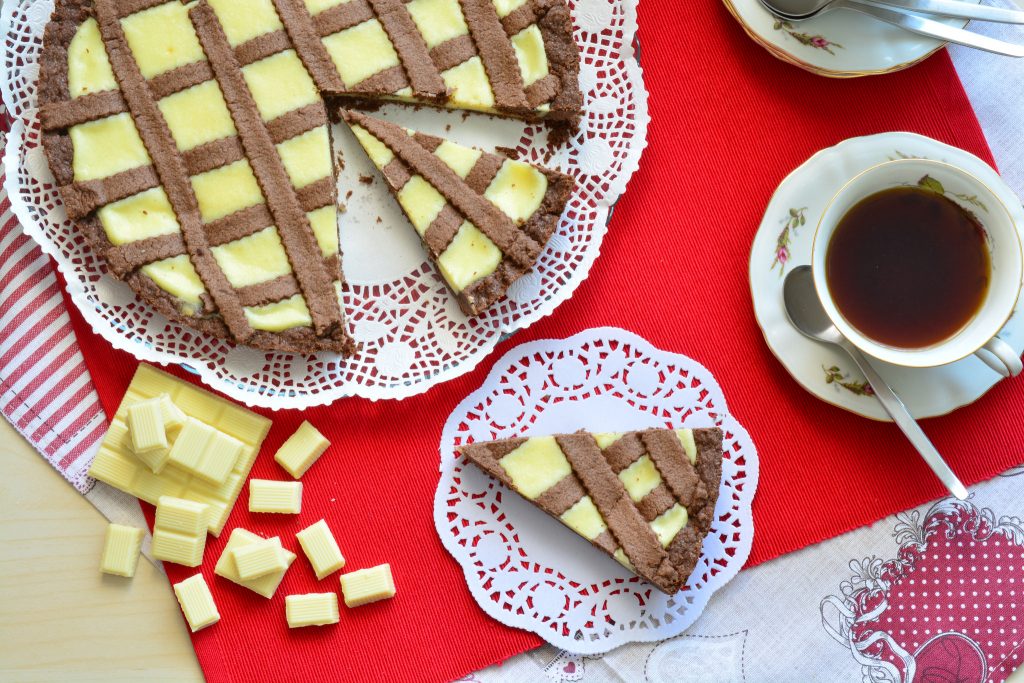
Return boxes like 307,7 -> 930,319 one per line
342,109 -> 574,315
458,428 -> 724,594
39,0 -> 355,354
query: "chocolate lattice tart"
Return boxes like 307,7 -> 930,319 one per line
39,0 -> 582,353
459,428 -> 724,594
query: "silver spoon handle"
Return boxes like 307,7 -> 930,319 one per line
837,0 -> 1024,56
858,0 -> 1024,24
842,342 -> 969,500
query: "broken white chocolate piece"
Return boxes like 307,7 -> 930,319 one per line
285,593 -> 339,627
248,479 -> 302,514
340,564 -> 396,607
274,421 -> 330,479
232,540 -> 289,581
99,523 -> 144,578
295,519 -> 345,580
127,397 -> 169,472
173,574 -> 220,632
214,528 -> 295,599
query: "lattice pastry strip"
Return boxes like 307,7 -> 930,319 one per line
458,428 -> 724,594
38,0 -> 354,354
343,109 -> 573,315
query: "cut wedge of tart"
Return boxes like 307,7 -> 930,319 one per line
39,0 -> 355,354
342,110 -> 574,315
458,428 -> 724,594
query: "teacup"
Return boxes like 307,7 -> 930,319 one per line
812,158 -> 1023,377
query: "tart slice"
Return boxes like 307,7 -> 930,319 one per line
458,428 -> 724,594
39,0 -> 355,354
342,110 -> 574,315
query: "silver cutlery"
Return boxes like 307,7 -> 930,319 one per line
783,265 -> 969,500
766,0 -> 1024,23
760,0 -> 1024,57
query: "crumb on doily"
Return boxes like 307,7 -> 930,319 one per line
358,174 -> 373,185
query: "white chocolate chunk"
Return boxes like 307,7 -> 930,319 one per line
483,160 -> 548,224
190,159 -> 265,223
559,496 -> 607,540
70,113 -> 151,182
120,2 -> 205,79
98,187 -> 180,246
99,523 -> 144,578
340,564 -> 396,607
127,397 -> 168,472
274,421 -> 330,479
214,529 -> 295,598
167,418 -> 244,485
211,226 -> 292,289
155,496 -> 210,536
68,18 -> 117,97
618,455 -> 662,503
436,221 -> 501,292
232,541 -> 289,581
152,528 -> 206,567
207,0 -> 284,47
158,394 -> 187,439
675,429 -> 697,464
296,519 -> 345,579
140,255 -> 206,308
406,0 -> 469,49
650,503 -> 688,548
243,294 -> 313,332
322,20 -> 400,88
612,548 -> 634,571
158,81 -> 237,152
173,574 -> 220,632
276,126 -> 333,190
241,50 -> 319,122
286,593 -> 339,627
249,479 -> 303,514
498,436 -> 571,499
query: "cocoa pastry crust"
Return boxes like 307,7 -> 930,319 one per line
458,428 -> 725,595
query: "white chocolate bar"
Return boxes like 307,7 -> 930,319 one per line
232,540 -> 288,581
127,397 -> 169,472
88,364 -> 272,535
285,593 -> 339,628
173,574 -> 220,632
295,519 -> 345,580
158,393 -> 187,438
274,421 -> 330,479
340,564 -> 396,608
99,523 -> 144,578
248,479 -> 302,514
214,528 -> 295,599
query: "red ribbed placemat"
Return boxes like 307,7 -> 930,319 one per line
62,2 -> 1024,681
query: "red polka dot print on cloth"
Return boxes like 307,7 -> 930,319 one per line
821,499 -> 1024,682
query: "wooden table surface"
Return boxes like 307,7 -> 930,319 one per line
0,418 -> 203,682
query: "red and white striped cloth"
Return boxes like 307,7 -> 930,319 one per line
0,113 -> 106,493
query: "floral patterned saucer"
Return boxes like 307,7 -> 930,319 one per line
721,0 -> 978,77
749,132 -> 1024,420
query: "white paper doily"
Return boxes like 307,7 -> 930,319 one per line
434,327 -> 759,654
0,0 -> 649,410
